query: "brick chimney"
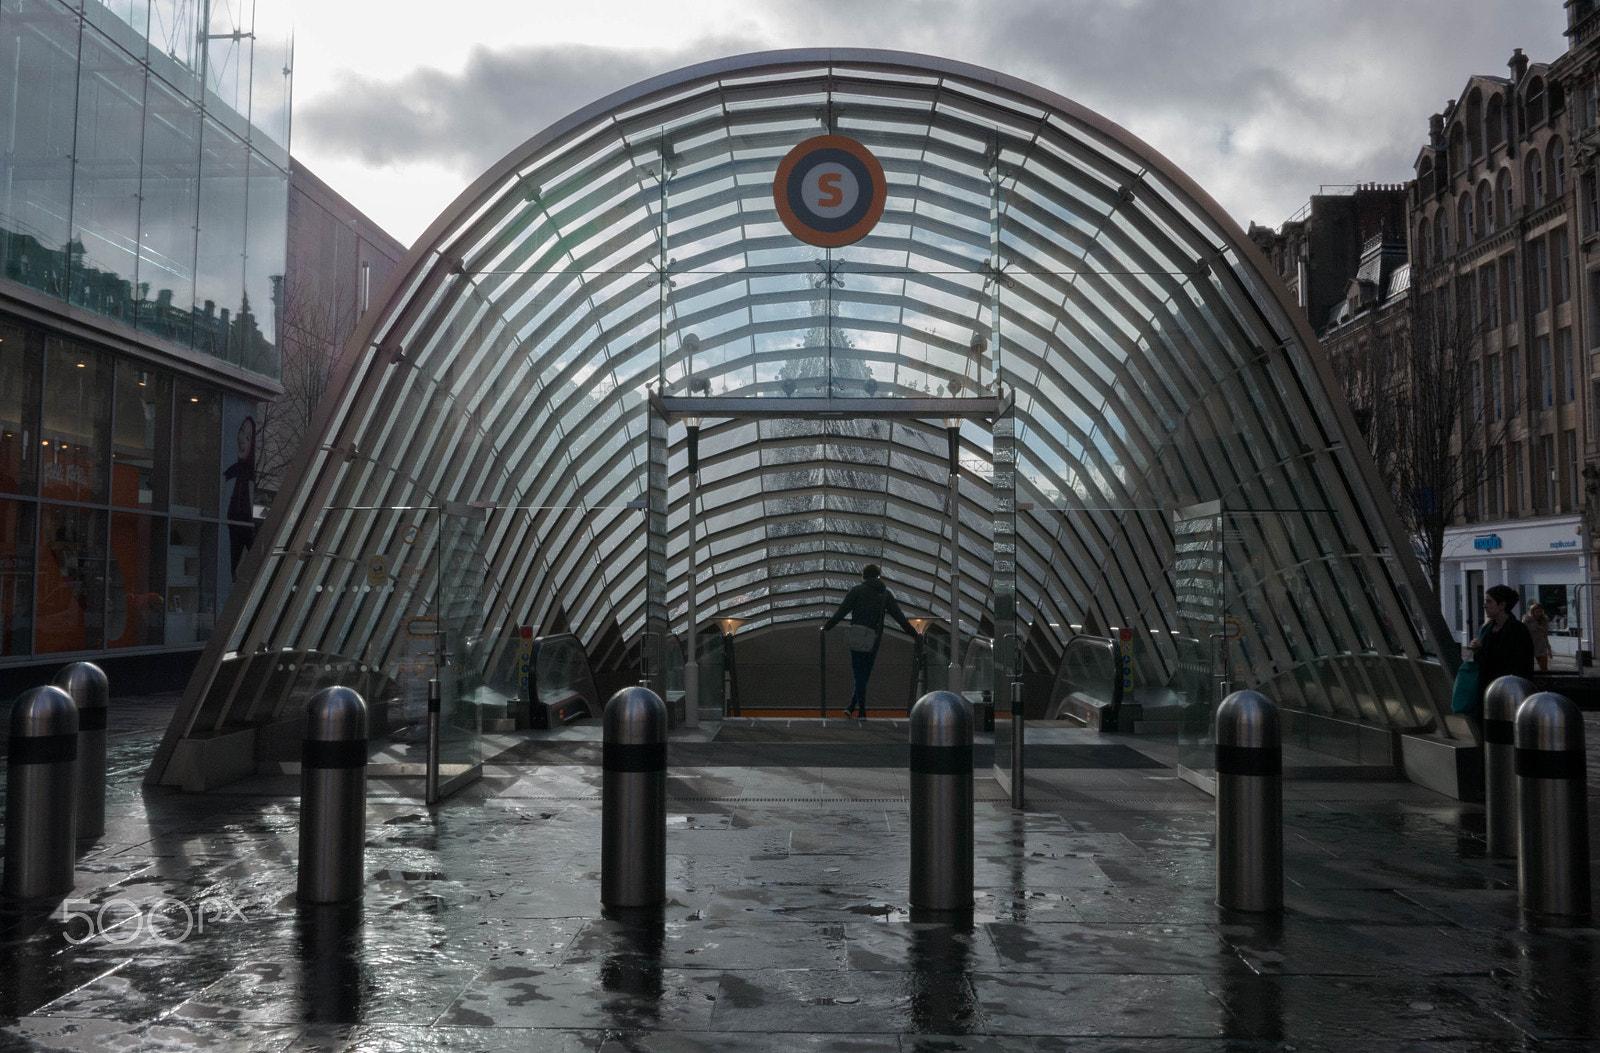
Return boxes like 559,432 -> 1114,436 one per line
1509,47 -> 1529,84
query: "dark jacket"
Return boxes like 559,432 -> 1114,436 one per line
824,578 -> 916,637
1476,614 -> 1535,706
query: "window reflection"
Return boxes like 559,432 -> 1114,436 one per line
36,503 -> 107,654
0,499 -> 36,655
111,365 -> 169,514
171,380 -> 220,517
0,321 -> 41,495
164,519 -> 217,644
41,338 -> 112,505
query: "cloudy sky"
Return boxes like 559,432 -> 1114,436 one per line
289,0 -> 1570,249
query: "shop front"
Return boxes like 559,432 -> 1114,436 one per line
1440,514 -> 1591,664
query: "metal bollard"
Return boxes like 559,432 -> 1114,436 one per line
54,662 -> 108,844
4,686 -> 79,900
602,685 -> 668,908
297,687 -> 369,905
1214,690 -> 1282,913
1483,674 -> 1535,858
909,690 -> 973,911
1515,691 -> 1591,919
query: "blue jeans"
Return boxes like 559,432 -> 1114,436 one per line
848,641 -> 880,715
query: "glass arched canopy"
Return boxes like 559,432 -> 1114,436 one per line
150,50 -> 1455,790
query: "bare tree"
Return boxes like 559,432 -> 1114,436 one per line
1334,284 -> 1511,604
256,282 -> 357,504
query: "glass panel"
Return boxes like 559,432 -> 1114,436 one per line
0,0 -> 81,299
111,360 -> 170,509
170,378 -> 219,517
106,510 -> 164,647
241,150 -> 286,377
136,73 -> 201,346
69,23 -> 145,325
201,0 -> 251,128
247,0 -> 292,154
164,518 -> 216,644
0,318 -> 41,495
193,117 -> 248,362
36,503 -> 107,653
0,497 -> 36,655
41,337 -> 112,504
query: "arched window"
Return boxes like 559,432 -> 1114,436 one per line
1459,194 -> 1474,245
1527,151 -> 1545,206
1419,218 -> 1432,266
1498,167 -> 1514,222
1449,123 -> 1466,173
1550,138 -> 1566,196
1527,76 -> 1547,126
1478,181 -> 1494,234
1438,212 -> 1450,257
1467,89 -> 1484,160
1486,94 -> 1506,150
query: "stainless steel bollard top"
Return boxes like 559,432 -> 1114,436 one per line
910,689 -> 973,750
1484,675 -> 1536,725
1215,689 -> 1279,752
9,684 -> 79,742
1515,690 -> 1586,754
605,684 -> 668,750
305,686 -> 369,744
53,663 -> 108,716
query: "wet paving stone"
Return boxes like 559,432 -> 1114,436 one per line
984,922 -> 1233,975
440,960 -> 720,1031
9,716 -> 1599,1049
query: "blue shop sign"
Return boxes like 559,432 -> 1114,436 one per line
1550,539 -> 1578,549
1473,535 -> 1502,550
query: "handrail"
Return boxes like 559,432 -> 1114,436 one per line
1044,634 -> 1124,724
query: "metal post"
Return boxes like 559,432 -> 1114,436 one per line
602,685 -> 668,908
54,661 -> 108,843
909,690 -> 974,911
297,686 -> 368,904
1484,674 -> 1535,858
684,421 -> 700,729
3,686 -> 78,900
1515,691 -> 1591,919
425,677 -> 441,806
1010,679 -> 1025,810
943,426 -> 962,692
1214,690 -> 1282,913
819,626 -> 827,717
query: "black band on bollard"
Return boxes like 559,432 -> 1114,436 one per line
604,741 -> 667,773
909,743 -> 973,775
1215,743 -> 1282,778
1514,747 -> 1586,781
9,733 -> 78,765
77,708 -> 108,732
1483,718 -> 1515,746
301,738 -> 368,769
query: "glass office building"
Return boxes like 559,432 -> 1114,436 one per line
0,0 -> 291,678
149,51 -> 1466,796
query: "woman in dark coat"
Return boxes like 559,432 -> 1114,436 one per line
1471,584 -> 1536,711
823,564 -> 919,719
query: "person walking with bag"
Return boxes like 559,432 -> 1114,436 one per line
823,564 -> 919,719
1468,585 -> 1536,713
1523,602 -> 1553,672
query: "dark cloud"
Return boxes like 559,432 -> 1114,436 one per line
295,0 -> 1569,230
296,38 -> 766,173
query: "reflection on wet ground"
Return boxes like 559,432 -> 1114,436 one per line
0,710 -> 1598,1050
